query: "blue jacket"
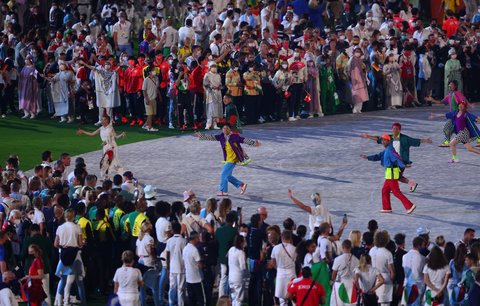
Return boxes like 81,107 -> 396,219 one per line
445,111 -> 480,138
368,145 -> 405,169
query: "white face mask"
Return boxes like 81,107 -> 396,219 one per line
281,63 -> 288,69
168,59 -> 173,65
239,232 -> 247,237
249,67 -> 254,72
208,55 -> 213,61
233,66 -> 239,71
339,35 -> 346,40
14,219 -> 21,225
210,67 -> 217,73
216,24 -> 221,30
294,52 -> 300,58
151,71 -> 157,76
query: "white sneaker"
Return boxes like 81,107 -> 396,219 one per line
288,117 -> 297,122
168,123 -> 174,129
21,114 -> 29,119
258,116 -> 266,123
213,125 -> 220,130
1,114 -> 5,118
59,118 -> 66,123
94,121 -> 102,126
295,115 -> 301,119
205,125 -> 211,130
308,114 -> 314,118
67,117 -> 74,123
147,127 -> 159,132
142,125 -> 148,129
30,114 -> 36,119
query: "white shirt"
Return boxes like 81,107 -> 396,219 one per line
316,235 -> 332,261
113,20 -> 132,45
402,249 -> 426,286
369,247 -> 393,278
332,253 -> 360,282
183,243 -> 202,283
0,287 -> 18,306
155,217 -> 172,244
136,233 -> 154,267
166,234 -> 186,274
162,26 -> 178,48
113,266 -> 142,294
222,18 -> 234,38
178,26 -> 195,45
209,42 -> 222,56
271,243 -> 296,272
423,265 -> 450,294
393,138 -> 401,154
227,247 -> 247,279
309,205 -> 332,235
56,221 -> 82,248
413,29 -> 431,46
32,207 -> 45,225
354,265 -> 380,291
261,7 -> 274,33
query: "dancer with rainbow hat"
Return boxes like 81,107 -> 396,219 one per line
361,134 -> 416,214
429,101 -> 480,163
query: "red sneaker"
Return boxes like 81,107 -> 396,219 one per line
137,119 -> 144,126
130,120 -> 136,126
121,117 -> 128,124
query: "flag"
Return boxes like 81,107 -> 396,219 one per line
311,261 -> 331,306
372,62 -> 382,72
404,284 -> 419,304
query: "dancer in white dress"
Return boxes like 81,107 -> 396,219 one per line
77,115 -> 126,179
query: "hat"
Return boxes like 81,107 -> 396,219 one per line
183,189 -> 195,202
416,226 -> 430,235
448,48 -> 456,55
208,61 -> 217,68
144,185 -> 156,200
458,101 -> 468,108
381,134 -> 391,141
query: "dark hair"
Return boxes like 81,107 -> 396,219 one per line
342,239 -> 353,250
428,246 -> 448,270
465,228 -> 475,235
296,225 -> 307,239
368,220 -> 378,232
394,233 -> 406,245
250,214 -> 261,228
233,234 -> 245,249
281,230 -> 293,241
225,211 -> 237,224
171,201 -> 185,214
155,201 -> 171,217
171,222 -> 181,234
363,231 -> 374,246
301,266 -> 312,278
444,242 -> 456,262
41,150 -> 52,161
466,252 -> 478,262
113,174 -> 123,186
453,244 -> 467,272
449,80 -> 458,90
283,218 -> 294,230
412,236 -> 425,249
57,194 -> 70,209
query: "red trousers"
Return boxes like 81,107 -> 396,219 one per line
381,179 -> 414,211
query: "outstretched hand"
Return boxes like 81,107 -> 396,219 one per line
287,189 -> 293,198
256,140 -> 262,147
423,138 -> 433,144
76,129 -> 84,136
360,154 -> 368,160
428,114 -> 436,120
119,132 -> 127,138
360,133 -> 369,139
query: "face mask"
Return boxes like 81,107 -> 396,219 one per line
14,219 -> 21,225
122,56 -> 128,62
168,59 -> 173,65
28,213 -> 34,220
367,17 -> 373,21
174,69 -> 179,73
281,63 -> 288,69
200,12 -> 206,17
208,55 -> 213,61
151,71 -> 157,76
294,52 -> 300,58
359,21 -> 365,26
328,50 -> 332,56
239,232 -> 247,237
388,21 -> 394,27
210,67 -> 217,73
191,10 -> 197,16
449,39 -> 454,45
339,35 -> 346,40
216,24 -> 221,30
249,67 -> 254,72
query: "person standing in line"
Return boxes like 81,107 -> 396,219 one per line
286,266 -> 327,306
402,236 -> 427,306
369,230 -> 395,306
183,231 -> 206,306
203,62 -> 223,130
347,47 -> 368,114
166,222 -> 186,306
142,65 -> 161,132
361,122 -> 432,192
423,246 -> 451,306
195,124 -> 260,196
354,254 -> 385,306
361,134 -> 417,214
227,235 -> 247,306
271,230 -> 297,306
330,240 -> 360,306
113,250 -> 143,306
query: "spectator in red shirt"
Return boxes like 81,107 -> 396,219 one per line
190,58 -> 206,128
442,10 -> 459,38
123,57 -> 145,126
286,266 -> 326,306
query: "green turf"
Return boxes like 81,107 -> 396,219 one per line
0,115 -> 184,171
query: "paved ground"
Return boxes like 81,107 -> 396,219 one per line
79,106 -> 480,243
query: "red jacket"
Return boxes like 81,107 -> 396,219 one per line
442,17 -> 459,38
123,66 -> 144,93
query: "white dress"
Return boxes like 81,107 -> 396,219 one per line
93,68 -> 121,108
51,70 -> 74,116
203,71 -> 223,119
100,123 -> 123,178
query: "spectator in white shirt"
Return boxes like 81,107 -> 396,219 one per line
423,246 -> 450,305
166,222 -> 186,306
193,7 -> 208,46
155,201 -> 172,303
113,250 -> 143,306
413,20 -> 431,46
330,240 -> 360,306
271,230 -> 297,306
281,11 -> 297,34
161,18 -> 179,54
183,231 -> 205,306
113,11 -> 132,56
181,201 -> 214,236
402,236 -> 427,306
228,235 -> 247,306
0,271 -> 18,306
239,6 -> 256,28
210,34 -> 223,57
369,230 -> 395,306
222,10 -> 235,39
178,19 -> 195,47
32,197 -> 45,234
209,19 -> 224,44
261,0 -> 276,37
71,14 -> 88,36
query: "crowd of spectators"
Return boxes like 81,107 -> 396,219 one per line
1,0 -> 480,131
0,152 -> 480,305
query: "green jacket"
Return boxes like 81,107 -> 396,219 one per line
376,133 -> 421,164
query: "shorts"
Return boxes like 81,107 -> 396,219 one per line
145,99 -> 157,116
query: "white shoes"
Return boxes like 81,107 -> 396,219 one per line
288,117 -> 297,122
67,117 -> 74,123
168,123 -> 174,129
59,117 -> 67,123
94,121 -> 102,126
147,127 -> 158,132
30,114 -> 36,119
21,114 -> 30,119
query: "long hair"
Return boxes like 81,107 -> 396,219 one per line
358,254 -> 372,272
427,246 -> 448,270
138,221 -> 152,241
453,243 -> 467,272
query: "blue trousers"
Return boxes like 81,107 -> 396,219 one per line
219,162 -> 242,192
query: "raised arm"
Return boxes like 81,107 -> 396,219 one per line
194,132 -> 218,141
77,128 -> 100,136
360,133 -> 381,142
428,113 -> 446,120
287,189 -> 312,213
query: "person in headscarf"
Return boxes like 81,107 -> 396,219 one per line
444,48 -> 463,96
48,63 -> 75,123
347,46 -> 369,114
18,56 -> 40,119
203,61 -> 223,129
383,52 -> 403,109
78,60 -> 121,125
